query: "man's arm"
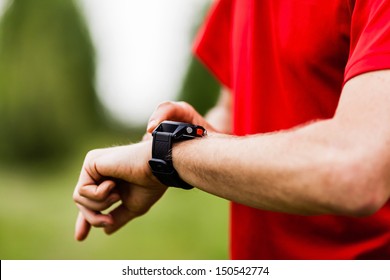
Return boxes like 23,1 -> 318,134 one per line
73,87 -> 232,240
172,70 -> 390,216
74,70 -> 390,239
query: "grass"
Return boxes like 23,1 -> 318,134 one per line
0,128 -> 228,259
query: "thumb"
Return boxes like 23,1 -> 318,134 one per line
104,204 -> 138,235
146,101 -> 210,133
146,101 -> 196,132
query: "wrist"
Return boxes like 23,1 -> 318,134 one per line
116,141 -> 163,188
172,132 -> 225,188
141,140 -> 165,187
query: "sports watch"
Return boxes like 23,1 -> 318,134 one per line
148,121 -> 207,190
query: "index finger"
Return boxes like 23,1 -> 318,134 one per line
77,179 -> 116,202
147,101 -> 216,134
75,211 -> 91,241
146,101 -> 198,133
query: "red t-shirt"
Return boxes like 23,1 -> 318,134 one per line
194,0 -> 390,259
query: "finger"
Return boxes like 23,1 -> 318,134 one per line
76,203 -> 114,227
147,101 -> 200,132
78,180 -> 116,202
73,192 -> 121,212
75,212 -> 91,241
104,183 -> 167,235
104,204 -> 139,235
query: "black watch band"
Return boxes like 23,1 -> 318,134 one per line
148,121 -> 206,190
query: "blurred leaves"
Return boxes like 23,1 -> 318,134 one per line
0,0 -> 104,162
176,2 -> 220,116
0,0 -> 229,260
177,56 -> 220,116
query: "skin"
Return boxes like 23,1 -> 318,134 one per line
73,70 -> 390,241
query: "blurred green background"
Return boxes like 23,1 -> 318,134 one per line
0,0 -> 227,259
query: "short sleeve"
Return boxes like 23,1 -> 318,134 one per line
344,0 -> 390,82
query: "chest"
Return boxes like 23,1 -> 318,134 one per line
231,0 -> 352,71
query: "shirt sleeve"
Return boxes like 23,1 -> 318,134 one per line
344,0 -> 390,82
192,0 -> 233,89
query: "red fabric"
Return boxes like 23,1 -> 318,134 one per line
194,0 -> 390,259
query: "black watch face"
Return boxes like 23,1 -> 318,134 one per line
155,121 -> 206,138
156,121 -> 190,133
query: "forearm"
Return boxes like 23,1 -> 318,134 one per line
173,122 -> 348,214
173,71 -> 390,216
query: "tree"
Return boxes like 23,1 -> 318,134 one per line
176,2 -> 220,116
0,0 -> 103,162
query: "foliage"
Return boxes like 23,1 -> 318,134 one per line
0,0 -> 103,162
0,0 -> 229,260
176,2 -> 220,116
177,57 -> 220,116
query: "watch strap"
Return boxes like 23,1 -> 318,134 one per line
148,122 -> 206,190
149,159 -> 194,190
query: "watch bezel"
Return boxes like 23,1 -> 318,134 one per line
153,121 -> 206,140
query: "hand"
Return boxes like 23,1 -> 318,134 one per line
73,141 -> 167,241
145,101 -> 219,137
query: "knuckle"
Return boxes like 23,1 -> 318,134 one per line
94,190 -> 107,201
80,186 -> 105,201
177,101 -> 192,109
72,192 -> 79,203
156,100 -> 176,111
73,188 -> 82,203
91,203 -> 107,212
84,149 -> 99,162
